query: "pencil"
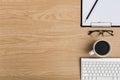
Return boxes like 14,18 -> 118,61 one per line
85,0 -> 99,22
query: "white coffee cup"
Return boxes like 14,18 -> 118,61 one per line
89,40 -> 111,57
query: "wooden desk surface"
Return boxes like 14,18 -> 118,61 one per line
0,0 -> 120,80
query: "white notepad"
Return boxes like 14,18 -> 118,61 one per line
81,0 -> 120,27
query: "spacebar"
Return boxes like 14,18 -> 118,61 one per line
97,77 -> 112,80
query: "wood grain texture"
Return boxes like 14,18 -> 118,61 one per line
0,0 -> 120,80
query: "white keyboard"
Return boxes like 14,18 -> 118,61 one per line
81,58 -> 120,80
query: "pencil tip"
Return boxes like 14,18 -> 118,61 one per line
85,19 -> 87,23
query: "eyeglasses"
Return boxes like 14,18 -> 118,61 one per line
88,30 -> 114,37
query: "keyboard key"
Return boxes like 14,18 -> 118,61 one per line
113,77 -> 117,80
97,77 -> 112,80
83,73 -> 89,76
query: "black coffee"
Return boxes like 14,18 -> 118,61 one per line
95,41 -> 110,55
